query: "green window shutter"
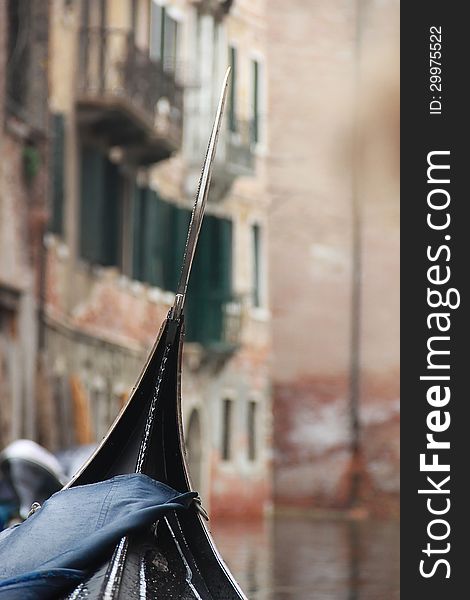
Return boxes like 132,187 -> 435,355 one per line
133,187 -> 177,289
80,146 -> 120,266
186,216 -> 233,346
152,190 -> 170,289
132,184 -> 145,281
80,146 -> 105,264
228,46 -> 237,132
186,216 -> 209,343
102,159 -> 121,267
219,217 -> 233,302
209,217 -> 232,344
165,205 -> 191,292
50,113 -> 65,235
252,60 -> 259,144
143,189 -> 159,286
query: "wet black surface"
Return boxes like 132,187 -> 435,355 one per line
211,517 -> 400,600
65,513 -> 244,600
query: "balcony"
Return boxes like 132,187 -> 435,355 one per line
188,117 -> 255,202
76,27 -> 183,165
189,0 -> 234,17
186,295 -> 242,355
225,119 -> 256,176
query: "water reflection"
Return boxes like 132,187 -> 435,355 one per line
211,517 -> 399,600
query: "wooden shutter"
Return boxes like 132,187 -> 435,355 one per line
133,188 -> 177,289
151,190 -> 170,289
80,146 -> 105,264
102,159 -> 121,267
132,184 -> 145,281
186,216 -> 233,346
210,217 -> 233,343
50,113 -> 65,235
186,215 -> 210,343
165,205 -> 191,292
143,189 -> 158,285
219,217 -> 233,303
80,146 -> 120,266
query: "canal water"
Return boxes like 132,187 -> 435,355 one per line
211,517 -> 399,600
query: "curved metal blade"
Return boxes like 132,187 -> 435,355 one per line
170,67 -> 231,321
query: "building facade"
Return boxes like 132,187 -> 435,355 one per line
0,0 -> 50,448
40,0 -> 271,518
267,0 -> 399,516
0,0 -> 400,522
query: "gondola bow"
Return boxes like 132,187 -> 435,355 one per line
62,68 -> 248,600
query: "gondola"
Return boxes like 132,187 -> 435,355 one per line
59,69 -> 247,599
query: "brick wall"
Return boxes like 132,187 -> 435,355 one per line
267,0 -> 399,516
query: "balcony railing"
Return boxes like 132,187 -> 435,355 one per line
226,118 -> 256,175
187,115 -> 255,201
77,27 -> 183,163
186,294 -> 242,352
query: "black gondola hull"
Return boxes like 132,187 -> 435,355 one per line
64,318 -> 246,600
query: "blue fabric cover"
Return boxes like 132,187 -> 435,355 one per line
0,474 -> 196,599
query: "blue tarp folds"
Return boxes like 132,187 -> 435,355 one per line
0,474 -> 196,599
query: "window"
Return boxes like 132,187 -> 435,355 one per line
150,1 -> 178,73
228,46 -> 237,132
251,59 -> 260,144
79,146 -> 122,267
132,186 -> 165,287
221,398 -> 233,461
6,0 -> 30,116
131,193 -> 233,346
185,216 -> 233,346
6,0 -> 48,131
252,224 -> 262,307
130,0 -> 137,39
49,114 -> 65,235
81,0 -> 106,29
186,409 -> 202,491
132,189 -> 190,290
213,19 -> 219,81
247,401 -> 257,461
